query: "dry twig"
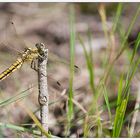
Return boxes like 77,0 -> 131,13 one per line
36,43 -> 49,136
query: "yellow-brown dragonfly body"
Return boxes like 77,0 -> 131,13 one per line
0,47 -> 39,81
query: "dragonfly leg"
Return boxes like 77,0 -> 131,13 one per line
31,59 -> 62,88
31,59 -> 38,72
38,54 -> 44,59
31,59 -> 47,78
31,59 -> 48,80
31,54 -> 63,89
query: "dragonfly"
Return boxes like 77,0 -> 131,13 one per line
0,43 -> 40,81
0,20 -> 79,88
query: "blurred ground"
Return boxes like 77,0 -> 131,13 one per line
0,3 -> 139,137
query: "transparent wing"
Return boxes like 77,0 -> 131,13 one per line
0,20 -> 21,70
49,52 -> 80,73
0,19 -> 28,54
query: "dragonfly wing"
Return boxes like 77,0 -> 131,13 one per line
49,52 -> 80,73
1,19 -> 28,53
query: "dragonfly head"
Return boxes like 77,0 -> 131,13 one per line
35,43 -> 45,49
35,43 -> 48,58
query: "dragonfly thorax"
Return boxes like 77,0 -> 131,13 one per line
21,47 -> 39,61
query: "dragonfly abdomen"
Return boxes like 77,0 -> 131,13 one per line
0,58 -> 23,81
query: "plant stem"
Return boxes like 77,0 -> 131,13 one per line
36,43 -> 49,136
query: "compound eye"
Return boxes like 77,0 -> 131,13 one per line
35,43 -> 38,47
35,43 -> 45,50
40,43 -> 44,46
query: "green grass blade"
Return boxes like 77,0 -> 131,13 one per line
102,84 -> 112,121
130,33 -> 140,64
117,74 -> 124,106
114,5 -> 140,62
103,5 -> 140,83
0,87 -> 33,107
78,35 -> 95,94
113,36 -> 140,137
87,28 -> 95,92
68,4 -> 75,121
78,34 -> 103,137
0,122 -> 41,136
113,98 -> 128,137
87,26 -> 93,63
66,5 -> 76,136
112,3 -> 123,33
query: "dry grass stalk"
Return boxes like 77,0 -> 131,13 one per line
36,43 -> 49,136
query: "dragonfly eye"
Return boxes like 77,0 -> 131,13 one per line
35,43 -> 45,50
40,43 -> 45,46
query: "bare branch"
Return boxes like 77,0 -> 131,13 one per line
36,43 -> 49,136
